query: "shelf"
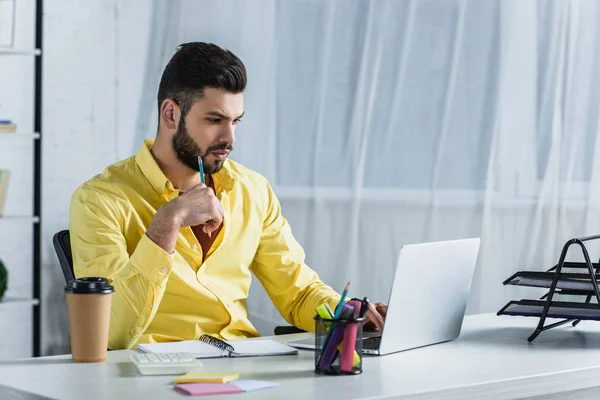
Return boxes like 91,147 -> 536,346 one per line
5,0 -> 43,358
498,299 -> 600,321
0,132 -> 40,140
0,298 -> 39,309
504,271 -> 600,292
0,48 -> 41,56
0,216 -> 40,223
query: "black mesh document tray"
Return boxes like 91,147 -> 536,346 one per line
504,271 -> 600,292
497,234 -> 600,342
548,262 -> 600,271
499,299 -> 600,321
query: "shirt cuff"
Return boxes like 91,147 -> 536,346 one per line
327,297 -> 352,315
129,234 -> 175,284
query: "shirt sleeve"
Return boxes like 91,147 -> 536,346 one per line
250,181 -> 342,332
69,186 -> 174,349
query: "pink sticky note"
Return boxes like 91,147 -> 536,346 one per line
174,383 -> 244,396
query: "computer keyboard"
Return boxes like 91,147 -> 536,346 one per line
362,336 -> 381,350
130,352 -> 203,375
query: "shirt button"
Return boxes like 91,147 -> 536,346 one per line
161,268 -> 167,273
149,304 -> 153,308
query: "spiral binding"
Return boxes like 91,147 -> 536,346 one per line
199,334 -> 235,354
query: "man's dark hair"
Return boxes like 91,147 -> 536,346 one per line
157,42 -> 247,119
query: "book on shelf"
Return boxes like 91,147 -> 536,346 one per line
0,170 -> 10,216
0,120 -> 16,134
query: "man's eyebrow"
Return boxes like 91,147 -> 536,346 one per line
205,111 -> 229,119
204,111 -> 245,120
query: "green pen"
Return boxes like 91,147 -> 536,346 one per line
197,156 -> 205,184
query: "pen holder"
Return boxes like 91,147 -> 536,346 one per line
314,316 -> 365,375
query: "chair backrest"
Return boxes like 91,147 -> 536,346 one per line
53,230 -> 75,283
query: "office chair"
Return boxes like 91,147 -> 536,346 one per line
53,230 -> 75,284
52,230 -> 305,335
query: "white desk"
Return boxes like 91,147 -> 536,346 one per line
2,313 -> 600,399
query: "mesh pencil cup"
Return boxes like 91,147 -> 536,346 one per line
314,315 -> 364,375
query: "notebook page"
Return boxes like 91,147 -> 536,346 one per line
137,340 -> 227,358
225,339 -> 298,357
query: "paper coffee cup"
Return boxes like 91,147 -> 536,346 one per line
64,277 -> 114,363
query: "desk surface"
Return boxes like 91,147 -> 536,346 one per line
3,313 -> 600,400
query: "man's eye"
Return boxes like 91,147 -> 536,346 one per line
208,118 -> 221,124
233,119 -> 242,125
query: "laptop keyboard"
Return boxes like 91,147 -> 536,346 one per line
362,336 -> 381,350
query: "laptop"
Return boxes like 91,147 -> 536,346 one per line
288,238 -> 481,355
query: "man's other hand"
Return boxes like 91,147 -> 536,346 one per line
363,301 -> 387,332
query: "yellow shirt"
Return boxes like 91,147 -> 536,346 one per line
70,140 -> 340,349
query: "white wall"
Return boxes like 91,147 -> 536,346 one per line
42,0 -> 152,355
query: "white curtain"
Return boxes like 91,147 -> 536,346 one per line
135,0 -> 600,334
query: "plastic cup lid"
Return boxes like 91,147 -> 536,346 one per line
64,277 -> 114,294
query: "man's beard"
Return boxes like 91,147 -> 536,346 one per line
172,117 -> 233,174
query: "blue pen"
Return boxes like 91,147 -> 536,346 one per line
197,156 -> 205,184
197,155 -> 212,237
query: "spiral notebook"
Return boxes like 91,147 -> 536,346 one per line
137,334 -> 298,359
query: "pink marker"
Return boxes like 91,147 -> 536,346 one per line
340,300 -> 362,372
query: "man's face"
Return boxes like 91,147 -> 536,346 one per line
172,88 -> 244,174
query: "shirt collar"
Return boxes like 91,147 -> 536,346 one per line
136,139 -> 171,196
135,139 -> 235,197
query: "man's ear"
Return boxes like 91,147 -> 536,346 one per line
159,99 -> 180,133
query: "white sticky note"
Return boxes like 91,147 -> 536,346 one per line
231,379 -> 280,392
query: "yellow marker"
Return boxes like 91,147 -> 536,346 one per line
316,304 -> 360,367
316,304 -> 333,327
174,371 -> 239,384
